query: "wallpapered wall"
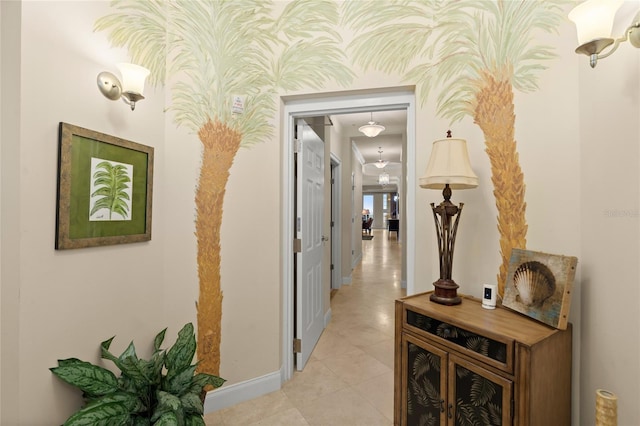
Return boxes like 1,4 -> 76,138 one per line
1,1 -> 638,425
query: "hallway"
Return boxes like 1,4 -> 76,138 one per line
205,228 -> 405,425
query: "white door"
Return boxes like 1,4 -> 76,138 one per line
295,119 -> 325,371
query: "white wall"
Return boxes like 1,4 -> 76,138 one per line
2,2 -> 170,423
0,2 -> 20,423
578,31 -> 640,426
2,1 -> 639,424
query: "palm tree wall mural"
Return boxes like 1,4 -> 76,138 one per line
96,0 -> 353,376
343,0 -> 569,296
95,0 -> 569,378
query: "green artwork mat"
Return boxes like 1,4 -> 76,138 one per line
56,123 -> 154,249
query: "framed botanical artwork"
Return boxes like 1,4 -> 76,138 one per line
55,122 -> 154,249
503,248 -> 578,330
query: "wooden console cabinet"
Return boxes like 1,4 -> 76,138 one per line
394,292 -> 572,425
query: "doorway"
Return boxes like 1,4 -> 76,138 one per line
282,89 -> 417,382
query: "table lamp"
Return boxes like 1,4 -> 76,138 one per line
420,131 -> 478,305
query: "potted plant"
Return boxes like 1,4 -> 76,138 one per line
51,323 -> 224,425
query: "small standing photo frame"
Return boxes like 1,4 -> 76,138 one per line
503,249 -> 577,330
55,122 -> 154,249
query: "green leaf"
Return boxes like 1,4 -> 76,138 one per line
57,358 -> 86,368
62,392 -> 139,426
101,337 -> 117,358
165,365 -> 196,395
153,391 -> 184,424
51,359 -> 119,397
157,390 -> 182,412
118,341 -> 138,363
153,411 -> 180,426
131,417 -> 151,426
100,336 -> 119,365
165,323 -> 196,373
189,373 -> 225,394
119,356 -> 153,387
185,414 -> 206,426
146,351 -> 166,385
154,328 -> 168,352
53,324 -> 218,426
180,392 -> 203,415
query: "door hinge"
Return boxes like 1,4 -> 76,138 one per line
294,138 -> 302,153
293,339 -> 302,353
294,239 -> 302,253
330,264 -> 334,270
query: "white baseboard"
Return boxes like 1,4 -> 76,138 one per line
351,253 -> 362,269
342,275 -> 352,285
203,369 -> 282,414
324,308 -> 332,327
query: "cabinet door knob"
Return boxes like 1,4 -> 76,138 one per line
439,399 -> 445,413
448,403 -> 453,419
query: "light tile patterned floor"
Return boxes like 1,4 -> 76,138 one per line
205,229 -> 405,425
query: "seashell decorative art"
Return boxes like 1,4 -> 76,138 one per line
513,261 -> 556,307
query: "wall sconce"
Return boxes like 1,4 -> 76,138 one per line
420,131 -> 478,305
569,0 -> 640,68
97,63 -> 150,110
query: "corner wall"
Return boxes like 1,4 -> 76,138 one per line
0,1 -> 21,423
2,2 -> 171,423
578,41 -> 640,426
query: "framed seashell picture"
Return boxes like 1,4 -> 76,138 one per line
503,249 -> 578,330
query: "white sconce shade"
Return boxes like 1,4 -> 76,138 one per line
98,63 -> 150,111
568,0 -> 640,68
116,63 -> 150,96
568,0 -> 623,45
420,137 -> 478,190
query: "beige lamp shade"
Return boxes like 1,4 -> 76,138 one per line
420,137 -> 478,190
568,0 -> 623,45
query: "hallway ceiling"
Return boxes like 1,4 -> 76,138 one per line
331,110 -> 407,190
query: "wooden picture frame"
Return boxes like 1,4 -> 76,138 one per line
55,122 -> 154,249
503,248 -> 577,330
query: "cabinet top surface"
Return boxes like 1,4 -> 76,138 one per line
398,292 -> 563,346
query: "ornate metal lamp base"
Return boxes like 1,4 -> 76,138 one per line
430,278 -> 461,305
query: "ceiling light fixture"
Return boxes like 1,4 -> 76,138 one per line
358,112 -> 385,137
378,172 -> 390,186
374,147 -> 389,169
569,0 -> 640,68
97,63 -> 150,111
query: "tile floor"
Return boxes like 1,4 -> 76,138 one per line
205,228 -> 405,425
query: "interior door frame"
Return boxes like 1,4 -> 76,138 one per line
281,89 -> 417,382
330,154 -> 342,291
